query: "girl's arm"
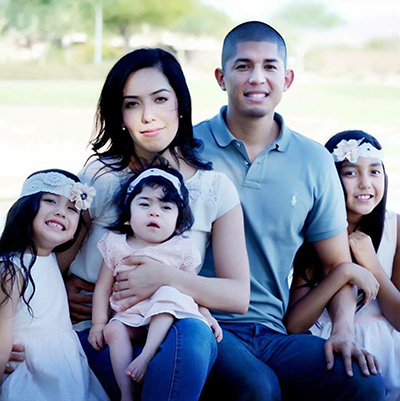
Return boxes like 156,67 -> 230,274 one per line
88,262 -> 114,351
0,266 -> 22,378
284,262 -> 379,334
350,215 -> 400,330
113,204 -> 250,314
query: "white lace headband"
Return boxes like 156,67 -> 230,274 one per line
331,138 -> 384,164
126,168 -> 182,200
20,172 -> 96,210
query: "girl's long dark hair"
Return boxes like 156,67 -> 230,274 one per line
109,165 -> 194,238
325,130 -> 387,252
90,48 -> 212,173
0,169 -> 84,315
294,130 -> 387,290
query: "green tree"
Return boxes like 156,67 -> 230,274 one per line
272,1 -> 343,72
1,0 -> 88,63
275,2 -> 341,30
98,0 -> 231,49
99,0 -> 186,50
174,2 -> 231,37
364,36 -> 400,51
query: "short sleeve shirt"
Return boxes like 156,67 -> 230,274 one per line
194,106 -> 347,333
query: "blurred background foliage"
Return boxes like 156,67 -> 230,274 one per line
0,0 -> 231,70
0,0 -> 399,79
0,0 -> 399,219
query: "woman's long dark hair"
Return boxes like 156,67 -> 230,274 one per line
0,169 -> 85,315
90,48 -> 211,173
294,130 -> 387,290
109,165 -> 194,238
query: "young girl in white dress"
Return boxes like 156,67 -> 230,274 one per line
285,131 -> 400,400
88,166 -> 222,401
0,169 -> 109,401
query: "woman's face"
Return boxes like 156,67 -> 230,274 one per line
122,67 -> 179,160
340,156 -> 385,223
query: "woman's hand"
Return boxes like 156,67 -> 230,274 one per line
112,256 -> 168,312
345,263 -> 380,304
349,232 -> 379,274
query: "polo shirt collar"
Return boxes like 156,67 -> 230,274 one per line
209,106 -> 292,152
273,112 -> 291,152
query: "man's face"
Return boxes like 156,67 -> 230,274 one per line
216,41 -> 293,119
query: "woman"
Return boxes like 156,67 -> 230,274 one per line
61,48 -> 249,400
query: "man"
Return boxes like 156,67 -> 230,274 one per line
194,21 -> 385,400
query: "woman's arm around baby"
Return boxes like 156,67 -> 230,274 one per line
112,204 -> 250,315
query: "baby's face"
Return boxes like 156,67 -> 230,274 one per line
129,185 -> 178,245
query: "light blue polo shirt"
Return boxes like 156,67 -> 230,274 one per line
194,106 -> 347,334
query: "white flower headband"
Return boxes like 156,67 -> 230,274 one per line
126,168 -> 182,201
20,172 -> 96,211
331,138 -> 384,164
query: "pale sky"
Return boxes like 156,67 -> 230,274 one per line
205,0 -> 400,20
204,0 -> 400,41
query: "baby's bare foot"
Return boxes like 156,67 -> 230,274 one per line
125,354 -> 151,383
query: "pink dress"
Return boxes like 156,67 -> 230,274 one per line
97,231 -> 208,327
311,211 -> 400,400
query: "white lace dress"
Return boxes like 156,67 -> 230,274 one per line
0,254 -> 109,401
98,232 -> 208,327
311,211 -> 400,400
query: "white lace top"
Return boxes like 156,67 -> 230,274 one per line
68,159 -> 240,331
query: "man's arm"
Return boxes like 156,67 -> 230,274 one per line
313,230 -> 379,377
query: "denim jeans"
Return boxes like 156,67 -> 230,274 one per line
200,323 -> 386,401
78,318 -> 217,401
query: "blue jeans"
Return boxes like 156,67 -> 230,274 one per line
200,323 -> 386,401
78,318 -> 217,401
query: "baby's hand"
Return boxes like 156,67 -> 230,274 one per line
208,315 -> 223,343
199,306 -> 223,343
347,263 -> 379,304
349,232 -> 378,270
88,323 -> 106,350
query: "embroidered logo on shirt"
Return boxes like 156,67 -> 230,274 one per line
291,194 -> 297,206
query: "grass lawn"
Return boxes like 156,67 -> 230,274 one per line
1,75 -> 399,218
2,76 -> 399,125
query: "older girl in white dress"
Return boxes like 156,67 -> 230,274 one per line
0,170 -> 108,401
285,131 -> 400,400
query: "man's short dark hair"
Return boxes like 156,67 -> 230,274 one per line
222,21 -> 287,69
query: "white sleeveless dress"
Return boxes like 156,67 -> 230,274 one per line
311,211 -> 400,400
0,253 -> 109,401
